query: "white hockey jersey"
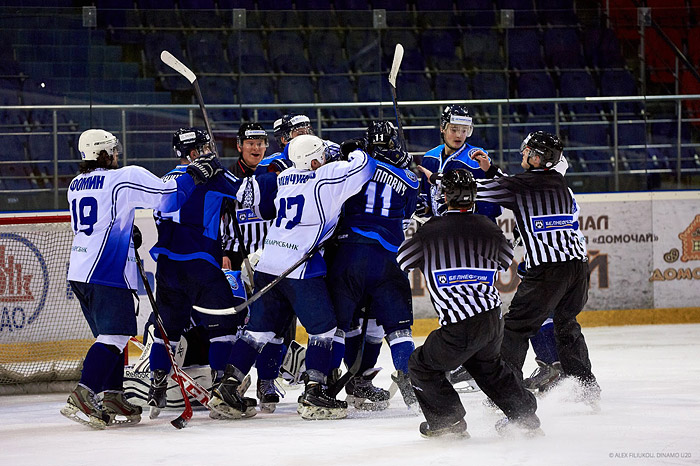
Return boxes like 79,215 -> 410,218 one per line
256,149 -> 376,279
67,166 -> 195,289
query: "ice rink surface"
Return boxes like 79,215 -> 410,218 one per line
1,323 -> 699,466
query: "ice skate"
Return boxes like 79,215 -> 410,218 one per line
60,383 -> 110,430
102,390 -> 142,426
524,359 -> 562,393
446,366 -> 481,393
147,369 -> 168,419
257,378 -> 283,413
345,368 -> 390,411
495,413 -> 544,437
390,370 -> 420,412
419,419 -> 469,439
298,378 -> 348,420
208,366 -> 257,420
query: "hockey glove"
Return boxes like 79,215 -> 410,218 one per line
339,137 -> 367,159
516,261 -> 527,279
414,193 -> 431,217
186,154 -> 223,185
132,225 -> 142,250
267,157 -> 294,173
323,140 -> 343,163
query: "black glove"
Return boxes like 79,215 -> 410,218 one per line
516,261 -> 527,279
267,157 -> 294,173
132,225 -> 142,250
340,137 -> 367,159
187,153 -> 223,185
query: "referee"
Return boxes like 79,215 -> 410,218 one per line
398,169 -> 540,438
469,130 -> 601,408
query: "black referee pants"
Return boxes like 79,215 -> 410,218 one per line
408,308 -> 537,429
502,259 -> 596,385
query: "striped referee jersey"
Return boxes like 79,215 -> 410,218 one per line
397,211 -> 514,325
220,198 -> 270,257
475,168 -> 587,268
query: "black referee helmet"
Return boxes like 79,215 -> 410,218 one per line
440,168 -> 477,210
521,131 -> 564,169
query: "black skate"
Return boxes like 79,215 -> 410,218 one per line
390,370 -> 420,413
524,359 -> 562,393
147,369 -> 168,419
102,390 -> 142,426
298,379 -> 348,420
60,383 -> 110,430
257,378 -> 283,413
446,366 -> 481,393
208,366 -> 257,420
419,419 -> 469,438
345,368 -> 390,411
495,413 -> 544,437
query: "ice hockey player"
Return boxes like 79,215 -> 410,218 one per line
62,128 -> 220,429
326,121 -> 419,411
208,134 -> 377,421
398,168 -> 541,438
469,130 -> 601,410
256,113 -> 342,174
418,105 -> 501,222
146,127 -> 276,418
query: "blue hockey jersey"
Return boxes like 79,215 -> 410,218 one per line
336,161 -> 419,253
150,166 -> 277,268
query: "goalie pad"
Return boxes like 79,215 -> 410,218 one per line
124,324 -> 213,408
279,340 -> 306,385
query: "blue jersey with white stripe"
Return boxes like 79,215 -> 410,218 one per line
151,165 -> 248,268
337,161 -> 419,252
67,166 -> 195,289
421,143 -> 502,220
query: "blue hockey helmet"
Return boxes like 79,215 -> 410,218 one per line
366,120 -> 411,169
520,130 -> 564,169
173,127 -> 211,159
439,168 -> 477,209
440,105 -> 473,138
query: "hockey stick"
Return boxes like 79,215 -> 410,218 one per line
160,50 -> 214,143
326,313 -> 370,398
387,43 -> 407,149
193,245 -> 321,316
160,50 -> 255,289
134,248 -> 193,429
129,337 -> 212,407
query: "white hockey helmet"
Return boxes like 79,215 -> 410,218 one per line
78,129 -> 120,161
288,134 -> 325,171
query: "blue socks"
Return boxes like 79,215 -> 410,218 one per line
80,342 -> 122,393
